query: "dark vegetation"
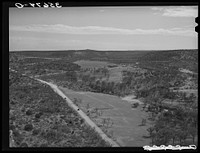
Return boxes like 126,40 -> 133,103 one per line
9,55 -> 110,147
133,70 -> 198,146
9,49 -> 198,146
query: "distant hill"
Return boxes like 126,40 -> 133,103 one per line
138,49 -> 198,62
11,50 -> 150,63
10,49 -> 198,72
137,49 -> 198,73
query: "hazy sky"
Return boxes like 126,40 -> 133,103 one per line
9,6 -> 198,51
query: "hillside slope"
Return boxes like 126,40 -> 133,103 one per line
9,70 -> 110,147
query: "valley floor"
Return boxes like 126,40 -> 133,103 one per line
59,86 -> 151,146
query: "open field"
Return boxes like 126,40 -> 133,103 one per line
59,86 -> 152,146
107,66 -> 135,83
74,60 -> 112,69
74,60 -> 136,83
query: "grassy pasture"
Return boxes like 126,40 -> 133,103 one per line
107,66 -> 135,83
74,60 -> 112,69
59,86 -> 151,146
75,60 -> 136,83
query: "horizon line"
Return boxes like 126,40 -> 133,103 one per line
9,48 -> 198,52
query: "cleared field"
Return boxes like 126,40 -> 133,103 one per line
74,60 -> 112,69
74,60 -> 137,83
107,66 -> 135,83
59,86 -> 151,147
107,67 -> 123,83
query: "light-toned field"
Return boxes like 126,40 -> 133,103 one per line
74,60 -> 138,82
107,66 -> 135,83
74,60 -> 112,69
75,60 -> 137,83
59,86 -> 151,147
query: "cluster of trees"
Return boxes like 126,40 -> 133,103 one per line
121,68 -> 188,99
93,68 -> 109,76
147,105 -> 197,145
76,71 -> 132,96
71,66 -> 187,100
30,60 -> 81,72
129,68 -> 198,146
65,71 -> 78,82
9,53 -> 82,78
18,58 -> 51,65
80,67 -> 109,78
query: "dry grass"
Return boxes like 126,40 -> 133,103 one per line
59,87 -> 151,146
74,60 -> 111,69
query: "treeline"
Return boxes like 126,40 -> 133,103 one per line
122,68 -> 188,97
18,58 -> 52,64
28,60 -> 81,73
10,57 -> 81,76
75,68 -> 131,96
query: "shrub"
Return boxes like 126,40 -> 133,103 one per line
10,100 -> 17,105
132,103 -> 139,108
24,124 -> 33,131
13,130 -> 24,145
35,112 -> 43,119
140,119 -> 147,126
59,125 -> 71,134
9,124 -> 16,130
21,107 -> 25,112
9,115 -> 16,121
26,109 -> 33,116
20,142 -> 28,147
40,143 -> 48,147
32,128 -> 41,136
46,130 -> 57,140
35,113 -> 40,119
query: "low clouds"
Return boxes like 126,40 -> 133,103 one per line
10,24 -> 196,37
151,6 -> 198,17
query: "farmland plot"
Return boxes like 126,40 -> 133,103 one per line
74,60 -> 111,69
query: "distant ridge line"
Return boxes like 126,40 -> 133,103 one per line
9,49 -> 198,52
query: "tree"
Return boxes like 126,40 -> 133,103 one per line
66,71 -> 77,82
147,127 -> 155,145
153,127 -> 172,145
188,126 -> 197,144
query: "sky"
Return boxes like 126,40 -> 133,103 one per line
9,6 -> 198,51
